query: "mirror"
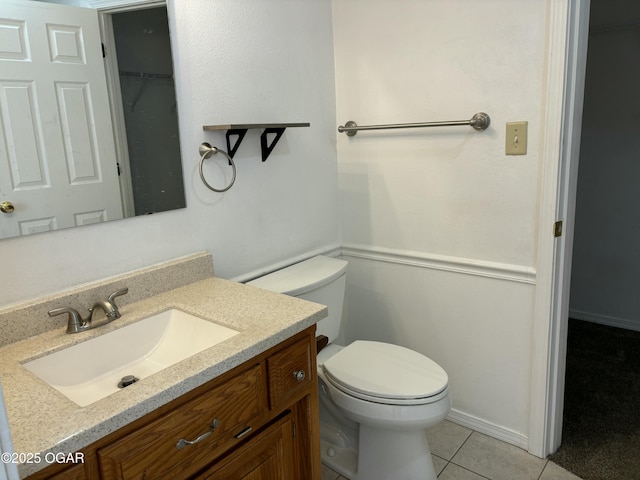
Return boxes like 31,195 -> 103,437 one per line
0,0 -> 185,240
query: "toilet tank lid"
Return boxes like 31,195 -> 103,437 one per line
246,256 -> 347,296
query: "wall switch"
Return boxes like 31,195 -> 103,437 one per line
506,121 -> 528,155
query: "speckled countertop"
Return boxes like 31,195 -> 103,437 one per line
0,276 -> 327,478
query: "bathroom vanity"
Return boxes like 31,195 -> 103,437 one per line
0,253 -> 326,479
28,327 -> 318,480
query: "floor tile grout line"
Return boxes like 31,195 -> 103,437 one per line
448,428 -> 475,461
446,462 -> 494,480
433,425 -> 475,477
436,458 -> 451,478
435,429 -> 483,479
536,459 -> 550,480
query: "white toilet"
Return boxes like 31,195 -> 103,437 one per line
247,255 -> 451,480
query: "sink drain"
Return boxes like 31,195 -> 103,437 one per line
117,375 -> 139,388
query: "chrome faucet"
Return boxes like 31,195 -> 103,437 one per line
89,299 -> 121,323
48,288 -> 129,334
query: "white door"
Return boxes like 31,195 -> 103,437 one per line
0,0 -> 123,238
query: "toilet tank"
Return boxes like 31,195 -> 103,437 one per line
246,256 -> 348,343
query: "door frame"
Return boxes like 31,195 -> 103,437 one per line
97,0 -> 167,218
528,0 -> 590,457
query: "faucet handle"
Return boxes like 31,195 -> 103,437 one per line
108,288 -> 129,308
48,307 -> 81,321
48,307 -> 86,334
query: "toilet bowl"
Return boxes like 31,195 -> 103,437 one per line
317,340 -> 450,480
247,256 -> 451,480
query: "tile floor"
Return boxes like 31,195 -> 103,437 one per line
321,420 -> 583,480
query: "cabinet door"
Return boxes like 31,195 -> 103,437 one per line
199,414 -> 295,480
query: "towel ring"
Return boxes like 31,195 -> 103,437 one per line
198,142 -> 236,192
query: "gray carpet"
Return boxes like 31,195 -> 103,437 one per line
549,319 -> 640,480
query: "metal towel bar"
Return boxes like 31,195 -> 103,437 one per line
338,112 -> 490,136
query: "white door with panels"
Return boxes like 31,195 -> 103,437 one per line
0,0 -> 123,238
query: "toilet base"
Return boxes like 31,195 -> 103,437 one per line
359,424 -> 437,480
321,439 -> 357,478
321,425 -> 437,480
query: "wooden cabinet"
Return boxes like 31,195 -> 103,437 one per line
26,327 -> 320,480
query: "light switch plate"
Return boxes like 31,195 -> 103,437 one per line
506,121 -> 528,155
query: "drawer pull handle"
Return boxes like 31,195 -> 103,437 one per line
175,418 -> 220,450
293,370 -> 306,382
234,426 -> 253,439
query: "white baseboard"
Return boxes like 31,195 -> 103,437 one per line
570,309 -> 640,332
447,408 -> 530,452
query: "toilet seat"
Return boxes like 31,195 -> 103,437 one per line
322,340 -> 448,406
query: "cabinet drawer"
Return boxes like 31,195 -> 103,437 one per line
267,337 -> 312,407
97,364 -> 267,480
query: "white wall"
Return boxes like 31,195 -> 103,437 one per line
569,0 -> 640,331
333,0 -> 549,445
0,0 -> 339,307
1,0 -> 570,457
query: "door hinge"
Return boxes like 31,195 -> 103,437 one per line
102,42 -> 106,58
554,221 -> 563,238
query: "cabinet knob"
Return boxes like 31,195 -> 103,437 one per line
293,370 -> 306,382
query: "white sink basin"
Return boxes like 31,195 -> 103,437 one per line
22,309 -> 239,407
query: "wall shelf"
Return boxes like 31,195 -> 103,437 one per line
202,123 -> 310,161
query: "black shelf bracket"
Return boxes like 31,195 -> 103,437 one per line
225,128 -> 248,162
203,123 -> 310,162
260,127 -> 286,162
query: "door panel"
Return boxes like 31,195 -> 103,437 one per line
0,0 -> 123,238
